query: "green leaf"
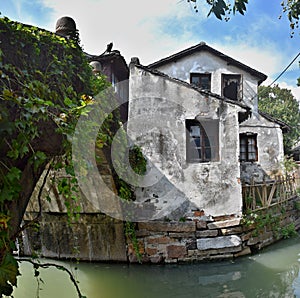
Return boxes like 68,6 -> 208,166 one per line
64,97 -> 73,107
0,253 -> 20,296
32,151 -> 47,171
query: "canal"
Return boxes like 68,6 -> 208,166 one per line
11,235 -> 300,298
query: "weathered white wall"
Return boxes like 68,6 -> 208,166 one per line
239,114 -> 284,181
154,51 -> 259,110
128,64 -> 243,217
153,50 -> 284,182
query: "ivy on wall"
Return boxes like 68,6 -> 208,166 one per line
0,17 -> 113,297
0,16 -> 148,296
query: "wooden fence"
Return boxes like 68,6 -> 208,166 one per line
242,175 -> 299,211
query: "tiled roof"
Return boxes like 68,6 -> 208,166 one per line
148,42 -> 267,85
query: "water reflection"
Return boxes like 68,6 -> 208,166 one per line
11,236 -> 300,298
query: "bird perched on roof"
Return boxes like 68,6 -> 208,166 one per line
100,42 -> 113,56
106,42 -> 113,52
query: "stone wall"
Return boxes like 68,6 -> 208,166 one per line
22,148 -> 128,262
127,195 -> 300,263
22,213 -> 127,262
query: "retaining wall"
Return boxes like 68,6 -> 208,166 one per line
127,196 -> 300,263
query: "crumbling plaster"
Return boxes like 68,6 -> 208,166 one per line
128,64 -> 243,218
239,114 -> 284,181
154,51 -> 258,110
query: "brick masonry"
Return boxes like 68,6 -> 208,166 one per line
127,196 -> 300,263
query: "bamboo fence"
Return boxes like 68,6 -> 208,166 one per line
242,175 -> 299,211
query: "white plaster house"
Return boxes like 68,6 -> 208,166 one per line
127,42 -> 287,219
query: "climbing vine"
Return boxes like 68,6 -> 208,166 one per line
0,15 -> 149,296
0,17 -> 112,297
242,205 -> 298,240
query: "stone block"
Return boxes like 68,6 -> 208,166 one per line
135,229 -> 151,237
207,218 -> 241,229
196,230 -> 218,238
167,245 -> 187,259
221,226 -> 243,235
258,237 -> 275,249
169,232 -> 195,238
146,247 -> 158,256
213,214 -> 236,221
247,236 -> 259,245
165,258 -> 178,264
208,254 -> 233,260
234,247 -> 251,257
138,221 -> 196,232
241,232 -> 252,242
257,231 -> 273,242
185,239 -> 197,250
196,221 -> 208,229
197,235 -> 242,250
150,255 -> 163,264
188,249 -> 197,257
146,236 -> 172,244
218,245 -> 242,254
196,245 -> 242,256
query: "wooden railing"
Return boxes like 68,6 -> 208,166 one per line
242,175 -> 299,211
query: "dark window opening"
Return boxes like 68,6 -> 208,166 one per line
190,73 -> 211,91
222,74 -> 241,101
186,119 -> 219,163
240,133 -> 258,162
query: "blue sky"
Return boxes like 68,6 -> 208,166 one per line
1,0 -> 299,100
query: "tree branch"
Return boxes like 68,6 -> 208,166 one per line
17,258 -> 86,298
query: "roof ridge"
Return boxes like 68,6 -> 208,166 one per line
147,42 -> 267,84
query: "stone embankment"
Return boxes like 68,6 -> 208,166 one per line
127,196 -> 300,263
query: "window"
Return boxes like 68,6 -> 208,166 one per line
239,133 -> 258,162
222,74 -> 242,101
190,73 -> 211,91
186,119 -> 219,163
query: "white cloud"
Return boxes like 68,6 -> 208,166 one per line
39,0 -> 197,64
210,41 -> 284,76
14,0 -> 297,102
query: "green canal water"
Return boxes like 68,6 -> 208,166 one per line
11,236 -> 300,298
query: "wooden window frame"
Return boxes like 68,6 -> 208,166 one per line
186,119 -> 219,163
239,133 -> 258,162
190,73 -> 211,91
222,74 -> 242,101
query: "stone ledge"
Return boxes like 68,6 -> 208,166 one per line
207,218 -> 241,230
221,226 -> 243,235
139,221 -> 196,232
196,230 -> 218,238
193,245 -> 242,256
234,247 -> 251,257
197,235 -> 242,250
